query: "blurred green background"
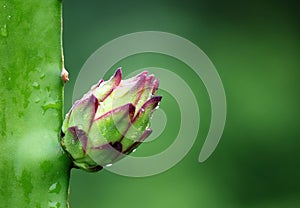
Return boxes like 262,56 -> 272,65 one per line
63,0 -> 300,207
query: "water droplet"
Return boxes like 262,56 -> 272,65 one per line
40,161 -> 53,172
40,73 -> 45,79
7,15 -> 11,20
129,131 -> 139,140
71,139 -> 75,144
32,82 -> 40,89
48,201 -> 61,208
105,163 -> 113,167
34,98 -> 40,103
18,111 -> 24,118
1,24 -> 8,37
132,149 -> 137,153
8,77 -> 11,81
48,182 -> 61,194
42,101 -> 61,114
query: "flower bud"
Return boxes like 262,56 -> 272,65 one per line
60,68 -> 162,171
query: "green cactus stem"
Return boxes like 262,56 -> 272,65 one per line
0,0 -> 71,207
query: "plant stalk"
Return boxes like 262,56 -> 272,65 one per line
0,0 -> 71,207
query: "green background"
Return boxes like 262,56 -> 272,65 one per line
63,0 -> 300,207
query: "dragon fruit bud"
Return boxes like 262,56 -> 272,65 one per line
60,68 -> 162,171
